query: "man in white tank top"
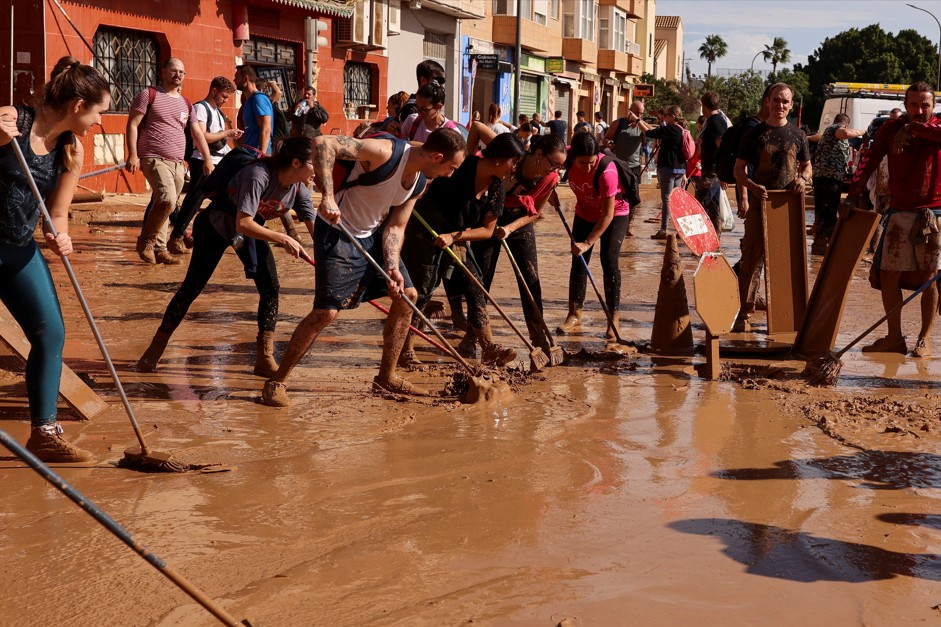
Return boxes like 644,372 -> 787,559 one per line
260,128 -> 466,407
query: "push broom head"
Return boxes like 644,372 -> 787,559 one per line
118,446 -> 192,473
801,353 -> 844,387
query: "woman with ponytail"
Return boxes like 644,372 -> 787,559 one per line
0,56 -> 110,462
137,137 -> 317,376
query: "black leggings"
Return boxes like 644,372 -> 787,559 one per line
568,214 -> 629,310
158,210 -> 280,334
472,222 -> 544,342
169,157 -> 209,239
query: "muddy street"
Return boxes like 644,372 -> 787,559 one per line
1,185 -> 940,626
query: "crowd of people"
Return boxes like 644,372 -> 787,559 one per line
2,53 -> 940,463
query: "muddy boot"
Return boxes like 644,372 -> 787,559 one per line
604,310 -> 621,342
167,235 -> 190,255
398,332 -> 421,367
456,331 -> 478,360
253,331 -> 279,378
477,323 -> 517,366
261,380 -> 290,407
556,305 -> 583,335
449,295 -> 468,331
137,329 -> 172,372
154,249 -> 182,265
137,237 -> 157,264
372,374 -> 431,396
25,423 -> 94,463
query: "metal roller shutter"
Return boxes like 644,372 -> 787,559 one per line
519,75 -> 540,119
555,85 -> 571,121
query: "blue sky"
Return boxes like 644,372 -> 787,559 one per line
659,0 -> 941,77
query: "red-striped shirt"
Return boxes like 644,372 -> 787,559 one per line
131,88 -> 195,162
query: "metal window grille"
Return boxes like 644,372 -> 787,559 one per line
93,27 -> 158,113
344,62 -> 372,109
423,32 -> 447,60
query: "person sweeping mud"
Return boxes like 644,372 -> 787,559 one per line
0,57 -> 110,462
400,132 -> 525,366
469,127 -> 566,356
260,128 -> 466,407
848,81 -> 941,359
137,137 -> 316,375
557,133 -> 631,344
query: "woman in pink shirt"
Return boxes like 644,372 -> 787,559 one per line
557,133 -> 631,343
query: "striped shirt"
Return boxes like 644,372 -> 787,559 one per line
131,87 -> 195,162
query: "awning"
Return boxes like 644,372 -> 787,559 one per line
269,0 -> 355,17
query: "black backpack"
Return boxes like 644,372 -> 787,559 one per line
715,115 -> 760,185
592,149 -> 641,208
324,132 -> 427,200
271,104 -> 290,141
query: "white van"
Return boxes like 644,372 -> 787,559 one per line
818,82 -> 941,131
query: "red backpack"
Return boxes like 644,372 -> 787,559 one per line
679,124 -> 696,161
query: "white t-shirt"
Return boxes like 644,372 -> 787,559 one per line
191,101 -> 230,164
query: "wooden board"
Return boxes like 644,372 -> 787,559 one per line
0,309 -> 108,421
793,207 -> 880,355
761,190 -> 809,334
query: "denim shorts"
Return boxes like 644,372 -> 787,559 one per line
313,218 -> 413,310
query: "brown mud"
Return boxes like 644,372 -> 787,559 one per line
2,186 -> 941,625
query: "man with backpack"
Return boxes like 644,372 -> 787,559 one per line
695,92 -> 730,237
166,76 -> 243,254
605,100 -> 653,235
126,57 -> 213,265
259,128 -> 467,407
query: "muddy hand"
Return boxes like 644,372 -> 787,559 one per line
0,110 -> 19,144
434,232 -> 455,249
386,265 -> 406,297
282,235 -> 311,262
788,177 -> 806,195
318,198 -> 341,224
46,231 -> 72,257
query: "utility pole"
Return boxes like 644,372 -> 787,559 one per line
514,0 -> 522,121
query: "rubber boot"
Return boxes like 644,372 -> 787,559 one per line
476,322 -> 517,366
605,310 -> 620,342
253,331 -> 279,378
556,304 -> 583,335
137,329 -> 172,372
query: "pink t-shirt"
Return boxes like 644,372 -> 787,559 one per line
131,87 -> 196,162
400,113 -> 458,142
567,159 -> 630,222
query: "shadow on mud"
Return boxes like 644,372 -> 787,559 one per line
876,513 -> 941,530
669,518 -> 941,583
711,451 -> 941,490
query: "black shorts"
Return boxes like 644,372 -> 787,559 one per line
313,218 -> 413,310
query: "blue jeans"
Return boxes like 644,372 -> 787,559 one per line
0,240 -> 65,426
658,168 -> 685,231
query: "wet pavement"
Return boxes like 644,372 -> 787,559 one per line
1,185 -> 940,625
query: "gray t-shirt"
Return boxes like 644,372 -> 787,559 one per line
212,162 -> 314,239
612,119 -> 644,168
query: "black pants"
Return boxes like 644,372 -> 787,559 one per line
568,214 -> 629,310
472,222 -> 545,343
169,157 -> 210,239
158,211 -> 280,334
813,176 -> 842,239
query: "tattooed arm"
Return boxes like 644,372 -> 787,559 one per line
382,196 -> 417,296
312,134 -> 392,224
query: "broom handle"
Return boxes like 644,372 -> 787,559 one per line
500,238 -> 557,346
331,221 -> 478,375
10,142 -> 152,455
838,268 -> 941,358
411,211 -> 537,350
552,205 -> 623,342
0,429 -> 249,627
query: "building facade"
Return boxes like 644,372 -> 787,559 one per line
653,14 -> 682,82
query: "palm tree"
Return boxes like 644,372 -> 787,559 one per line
698,34 -> 728,78
762,37 -> 792,75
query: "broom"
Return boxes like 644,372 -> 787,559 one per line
803,268 -> 941,386
11,141 -> 194,472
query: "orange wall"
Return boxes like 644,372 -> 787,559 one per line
33,0 -> 387,193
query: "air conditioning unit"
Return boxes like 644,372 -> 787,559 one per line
334,0 -> 387,50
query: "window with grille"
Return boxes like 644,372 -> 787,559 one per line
423,32 -> 447,60
344,61 -> 373,115
93,27 -> 158,113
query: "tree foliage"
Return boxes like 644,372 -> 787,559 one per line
701,71 -> 766,122
762,37 -> 792,75
798,24 -> 936,128
699,34 -> 728,77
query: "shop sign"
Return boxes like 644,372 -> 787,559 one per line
546,58 -> 564,73
474,54 -> 499,70
634,83 -> 654,97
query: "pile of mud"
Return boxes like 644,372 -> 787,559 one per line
799,394 -> 940,443
718,362 -> 795,390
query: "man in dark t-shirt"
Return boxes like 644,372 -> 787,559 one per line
732,83 -> 811,331
547,110 -> 567,140
695,92 -> 729,235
